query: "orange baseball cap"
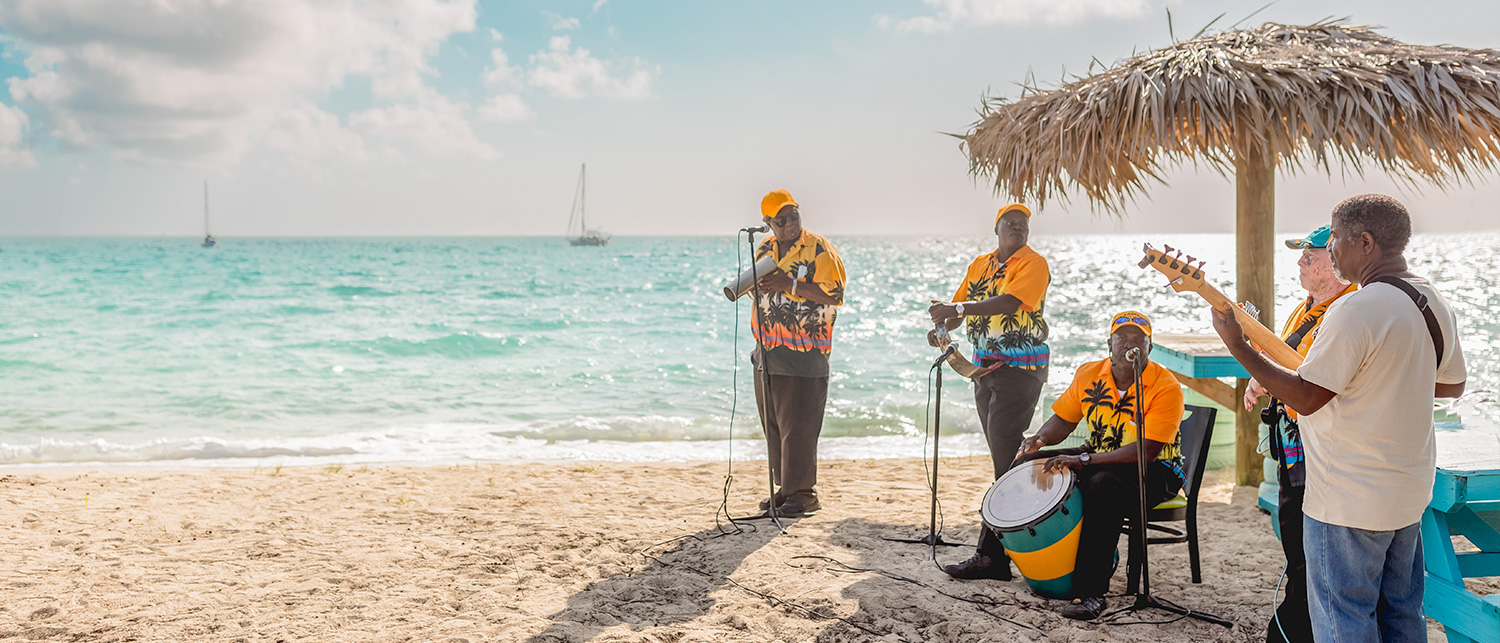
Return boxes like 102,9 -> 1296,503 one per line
1109,310 -> 1152,338
996,203 -> 1032,225
761,190 -> 798,219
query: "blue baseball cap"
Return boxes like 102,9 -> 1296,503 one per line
1285,225 -> 1332,249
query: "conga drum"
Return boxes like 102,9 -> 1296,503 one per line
981,459 -> 1083,599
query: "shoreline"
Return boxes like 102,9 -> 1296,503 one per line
5,455 -> 1465,642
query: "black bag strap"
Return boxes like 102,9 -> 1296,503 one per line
1370,276 -> 1444,367
1283,298 -> 1323,350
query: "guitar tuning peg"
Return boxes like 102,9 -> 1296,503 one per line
1163,244 -> 1175,254
1184,254 -> 1196,263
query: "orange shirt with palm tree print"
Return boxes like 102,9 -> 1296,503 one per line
751,230 -> 846,377
952,245 -> 1049,369
1052,358 -> 1186,479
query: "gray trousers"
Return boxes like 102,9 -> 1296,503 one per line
973,365 -> 1048,558
753,372 -> 829,501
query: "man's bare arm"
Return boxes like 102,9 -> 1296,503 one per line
1212,306 -> 1337,416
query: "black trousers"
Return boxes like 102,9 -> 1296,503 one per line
971,365 -> 1047,559
1267,459 -> 1313,642
752,372 -> 828,502
999,447 -> 1181,598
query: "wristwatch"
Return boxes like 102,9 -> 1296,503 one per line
955,302 -> 966,316
1079,453 -> 1092,465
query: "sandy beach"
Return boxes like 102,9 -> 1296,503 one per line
0,457 -> 1474,642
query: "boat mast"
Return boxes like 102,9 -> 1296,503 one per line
580,163 -> 587,233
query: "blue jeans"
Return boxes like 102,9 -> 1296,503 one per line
1304,516 -> 1425,643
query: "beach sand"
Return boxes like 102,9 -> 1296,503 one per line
0,457 -> 1478,642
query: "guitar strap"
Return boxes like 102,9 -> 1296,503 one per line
1370,276 -> 1445,367
1282,299 -> 1322,351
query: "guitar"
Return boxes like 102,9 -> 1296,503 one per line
1138,243 -> 1304,369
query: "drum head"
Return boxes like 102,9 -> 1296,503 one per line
981,460 -> 1075,531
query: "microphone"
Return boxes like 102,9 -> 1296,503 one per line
1124,347 -> 1141,362
741,225 -> 769,233
933,343 -> 958,367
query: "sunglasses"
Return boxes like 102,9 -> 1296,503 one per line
1113,315 -> 1150,327
768,215 -> 798,228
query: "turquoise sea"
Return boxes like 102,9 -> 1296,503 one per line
2,234 -> 1497,468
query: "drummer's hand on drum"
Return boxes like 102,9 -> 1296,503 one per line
1017,435 -> 1046,457
1043,454 -> 1084,473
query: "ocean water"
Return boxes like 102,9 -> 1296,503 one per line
2,234 -> 1497,468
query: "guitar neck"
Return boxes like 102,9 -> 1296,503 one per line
1193,283 -> 1305,370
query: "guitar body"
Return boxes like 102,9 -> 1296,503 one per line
1139,244 -> 1304,370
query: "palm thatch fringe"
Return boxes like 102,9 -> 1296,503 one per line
964,21 -> 1500,211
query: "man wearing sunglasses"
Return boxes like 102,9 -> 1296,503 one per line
1244,225 -> 1356,643
748,189 -> 847,518
927,203 -> 1050,580
1013,311 -> 1186,619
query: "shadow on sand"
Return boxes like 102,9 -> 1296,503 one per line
522,520 -> 781,643
522,516 -> 1060,643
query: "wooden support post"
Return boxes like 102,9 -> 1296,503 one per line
1235,144 -> 1275,487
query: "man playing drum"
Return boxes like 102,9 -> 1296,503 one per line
928,203 -> 1051,581
1012,311 -> 1185,620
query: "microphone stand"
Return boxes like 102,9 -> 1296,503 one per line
1101,349 -> 1231,628
736,227 -> 786,532
885,339 -> 965,558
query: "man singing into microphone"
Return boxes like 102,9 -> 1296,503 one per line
749,189 -> 846,517
928,203 -> 1050,580
1015,311 -> 1185,619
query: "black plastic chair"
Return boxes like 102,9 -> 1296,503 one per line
1124,403 -> 1217,593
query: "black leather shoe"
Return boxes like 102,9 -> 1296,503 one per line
1059,596 -> 1107,620
942,553 -> 1012,581
758,493 -> 786,511
773,496 -> 820,517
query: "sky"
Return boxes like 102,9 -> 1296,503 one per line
0,0 -> 1495,237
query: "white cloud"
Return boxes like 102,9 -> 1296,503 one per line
477,94 -> 534,122
0,0 -> 492,164
0,103 -> 36,170
592,0 -> 609,13
527,36 -> 656,100
265,105 -> 372,165
352,93 -> 499,160
483,47 -> 521,87
542,11 -> 580,30
877,0 -> 1150,32
489,28 -> 504,41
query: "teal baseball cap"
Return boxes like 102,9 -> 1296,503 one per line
1285,225 -> 1332,249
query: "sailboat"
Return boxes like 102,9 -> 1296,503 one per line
200,181 -> 217,248
566,163 -> 610,247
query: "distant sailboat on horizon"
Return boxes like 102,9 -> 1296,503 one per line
566,163 -> 610,247
200,181 -> 217,248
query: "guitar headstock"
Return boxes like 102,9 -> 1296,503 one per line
1139,243 -> 1208,294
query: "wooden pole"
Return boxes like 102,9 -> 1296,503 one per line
1234,145 -> 1275,487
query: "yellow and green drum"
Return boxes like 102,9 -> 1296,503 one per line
981,460 -> 1084,599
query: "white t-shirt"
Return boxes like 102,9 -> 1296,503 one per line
1297,275 -> 1467,531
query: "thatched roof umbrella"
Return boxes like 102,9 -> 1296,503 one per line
964,21 -> 1500,485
